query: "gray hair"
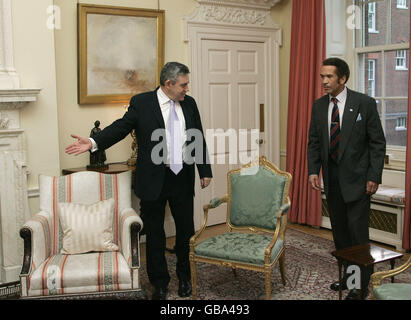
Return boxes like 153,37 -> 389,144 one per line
160,62 -> 190,86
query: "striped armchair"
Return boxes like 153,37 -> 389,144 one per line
19,170 -> 144,299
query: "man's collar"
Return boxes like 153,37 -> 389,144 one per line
329,86 -> 347,102
157,87 -> 173,105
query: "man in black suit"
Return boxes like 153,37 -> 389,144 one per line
66,62 -> 213,300
307,58 -> 386,299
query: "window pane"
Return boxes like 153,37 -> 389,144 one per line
385,50 -> 409,96
355,0 -> 388,47
358,52 -> 382,97
355,0 -> 410,47
391,0 -> 410,44
385,99 -> 408,146
376,99 -> 382,117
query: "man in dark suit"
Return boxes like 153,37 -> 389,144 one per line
66,62 -> 213,300
307,58 -> 386,299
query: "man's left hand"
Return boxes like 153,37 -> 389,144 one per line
366,181 -> 379,195
201,177 -> 212,189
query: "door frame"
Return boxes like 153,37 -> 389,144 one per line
184,17 -> 282,230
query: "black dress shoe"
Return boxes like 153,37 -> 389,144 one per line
345,288 -> 369,300
152,286 -> 168,300
330,280 -> 348,291
178,280 -> 192,298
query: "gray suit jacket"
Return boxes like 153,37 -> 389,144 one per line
307,88 -> 386,202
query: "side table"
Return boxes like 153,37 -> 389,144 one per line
62,162 -> 135,187
62,162 -> 135,175
331,243 -> 403,300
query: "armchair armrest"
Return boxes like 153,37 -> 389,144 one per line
119,208 -> 143,268
190,195 -> 228,246
371,256 -> 411,288
19,211 -> 53,275
278,202 -> 291,216
205,196 -> 228,210
265,197 -> 291,263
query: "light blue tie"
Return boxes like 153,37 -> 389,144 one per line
168,100 -> 183,174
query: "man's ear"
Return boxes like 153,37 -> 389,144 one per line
339,75 -> 347,85
164,79 -> 173,88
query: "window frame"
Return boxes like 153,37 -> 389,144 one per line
395,49 -> 408,70
396,0 -> 408,9
352,0 -> 409,171
368,2 -> 379,33
368,59 -> 376,96
395,116 -> 407,130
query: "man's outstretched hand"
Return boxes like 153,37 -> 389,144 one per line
65,134 -> 92,156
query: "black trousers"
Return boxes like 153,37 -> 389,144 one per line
327,157 -> 373,290
140,165 -> 194,288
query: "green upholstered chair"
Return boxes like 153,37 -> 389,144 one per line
370,256 -> 411,300
189,156 -> 292,300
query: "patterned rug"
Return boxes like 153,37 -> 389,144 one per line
141,228 -> 411,300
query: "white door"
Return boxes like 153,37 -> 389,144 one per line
200,39 -> 267,226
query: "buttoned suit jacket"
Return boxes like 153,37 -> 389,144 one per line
93,89 -> 213,201
307,88 -> 386,203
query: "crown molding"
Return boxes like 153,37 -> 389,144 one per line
197,0 -> 282,10
185,0 -> 282,30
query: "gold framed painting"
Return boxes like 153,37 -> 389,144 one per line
77,4 -> 165,104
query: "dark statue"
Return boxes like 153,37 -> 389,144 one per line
87,120 -> 108,169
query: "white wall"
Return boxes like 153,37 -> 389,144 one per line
11,0 -> 292,216
11,0 -> 60,213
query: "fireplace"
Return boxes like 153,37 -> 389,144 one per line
0,89 -> 40,283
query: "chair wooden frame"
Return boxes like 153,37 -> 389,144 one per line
370,255 -> 411,299
189,156 -> 292,300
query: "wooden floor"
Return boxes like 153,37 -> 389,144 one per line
139,222 -> 409,263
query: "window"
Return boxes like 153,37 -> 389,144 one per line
396,50 -> 408,70
354,0 -> 409,170
397,0 -> 408,9
368,2 -> 378,33
368,59 -> 376,96
395,117 -> 407,130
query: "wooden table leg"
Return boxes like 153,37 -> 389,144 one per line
338,259 -> 342,300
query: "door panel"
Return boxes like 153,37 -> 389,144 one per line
201,39 -> 266,226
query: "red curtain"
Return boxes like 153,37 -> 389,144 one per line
286,0 -> 326,226
402,10 -> 411,250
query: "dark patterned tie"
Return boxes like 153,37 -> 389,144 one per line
330,97 -> 341,161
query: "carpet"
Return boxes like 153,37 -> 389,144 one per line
141,228 -> 411,300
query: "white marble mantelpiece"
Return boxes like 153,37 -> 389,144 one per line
0,89 -> 40,283
0,0 -> 42,283
0,89 -> 40,128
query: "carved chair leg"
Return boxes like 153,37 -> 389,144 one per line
279,251 -> 286,286
265,269 -> 272,300
190,259 -> 198,300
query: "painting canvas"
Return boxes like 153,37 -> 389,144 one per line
78,4 -> 164,104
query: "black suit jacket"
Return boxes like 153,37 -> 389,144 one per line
93,89 -> 212,201
307,88 -> 386,202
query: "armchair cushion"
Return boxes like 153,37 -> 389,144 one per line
58,198 -> 118,254
373,283 -> 411,300
27,251 -> 131,296
194,232 -> 283,266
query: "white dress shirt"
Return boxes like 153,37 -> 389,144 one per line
89,87 -> 187,164
157,87 -> 187,164
328,86 -> 347,141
